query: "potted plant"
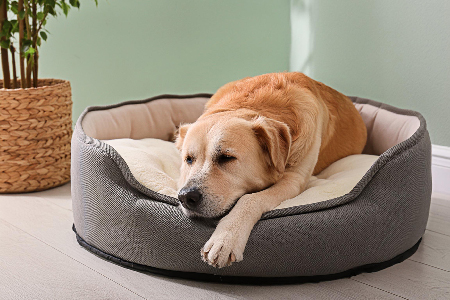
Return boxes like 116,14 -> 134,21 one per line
0,0 -> 96,193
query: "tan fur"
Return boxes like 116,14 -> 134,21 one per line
176,72 -> 367,268
201,72 -> 367,175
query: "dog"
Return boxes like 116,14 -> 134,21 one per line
175,72 -> 367,268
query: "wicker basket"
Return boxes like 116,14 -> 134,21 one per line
0,79 -> 72,193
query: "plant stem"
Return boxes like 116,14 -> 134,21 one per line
34,49 -> 38,86
36,12 -> 48,34
26,58 -> 32,88
18,0 -> 26,88
10,46 -> 17,89
33,10 -> 48,87
24,1 -> 32,88
0,0 -> 11,89
32,0 -> 37,87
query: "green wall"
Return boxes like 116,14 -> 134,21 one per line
38,0 -> 290,122
291,0 -> 450,146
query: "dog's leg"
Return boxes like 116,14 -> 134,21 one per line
201,171 -> 310,268
202,110 -> 324,268
202,130 -> 323,268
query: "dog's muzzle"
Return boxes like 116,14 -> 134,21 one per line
178,186 -> 203,211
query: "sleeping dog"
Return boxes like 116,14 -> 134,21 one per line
175,72 -> 367,268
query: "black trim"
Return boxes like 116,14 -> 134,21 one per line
79,93 -> 214,115
73,224 -> 421,285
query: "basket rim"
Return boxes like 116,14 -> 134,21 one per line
0,78 -> 70,92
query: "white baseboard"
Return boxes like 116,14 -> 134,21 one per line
432,144 -> 450,198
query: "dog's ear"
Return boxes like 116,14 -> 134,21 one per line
252,117 -> 291,175
174,123 -> 191,150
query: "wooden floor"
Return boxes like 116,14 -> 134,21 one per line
1,183 -> 449,300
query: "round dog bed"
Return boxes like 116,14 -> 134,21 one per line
71,94 -> 432,284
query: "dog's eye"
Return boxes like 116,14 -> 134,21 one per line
218,154 -> 236,164
185,156 -> 194,165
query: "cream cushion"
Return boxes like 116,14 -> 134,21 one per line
85,98 -> 420,156
104,138 -> 378,209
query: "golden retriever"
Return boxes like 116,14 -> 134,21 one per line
175,72 -> 367,268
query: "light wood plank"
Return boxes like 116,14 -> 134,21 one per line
3,186 -> 449,299
352,259 -> 450,299
35,182 -> 73,211
0,187 -> 401,300
409,231 -> 450,272
431,193 -> 450,205
0,220 -> 144,300
173,277 -> 404,300
0,195 -> 237,300
427,201 -> 450,237
0,286 -> 27,300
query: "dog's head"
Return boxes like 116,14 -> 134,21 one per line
175,114 -> 291,219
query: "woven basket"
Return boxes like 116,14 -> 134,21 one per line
0,79 -> 72,193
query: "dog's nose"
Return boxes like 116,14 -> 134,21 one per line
178,187 -> 202,210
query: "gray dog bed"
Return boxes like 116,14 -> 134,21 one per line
71,94 -> 432,284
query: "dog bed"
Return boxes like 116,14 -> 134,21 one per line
71,94 -> 432,284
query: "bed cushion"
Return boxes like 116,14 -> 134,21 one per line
83,97 -> 420,156
103,138 -> 379,209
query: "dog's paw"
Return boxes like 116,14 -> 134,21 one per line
201,231 -> 245,268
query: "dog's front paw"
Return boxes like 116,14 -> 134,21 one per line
201,231 -> 245,268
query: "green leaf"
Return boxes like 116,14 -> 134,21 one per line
1,21 -> 12,38
36,12 -> 45,20
40,31 -> 47,41
0,40 -> 11,49
61,1 -> 70,16
69,0 -> 80,8
11,1 -> 19,14
2,20 -> 12,32
48,7 -> 57,16
10,20 -> 19,33
22,39 -> 32,48
19,11 -> 26,20
45,0 -> 56,8
24,46 -> 35,56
